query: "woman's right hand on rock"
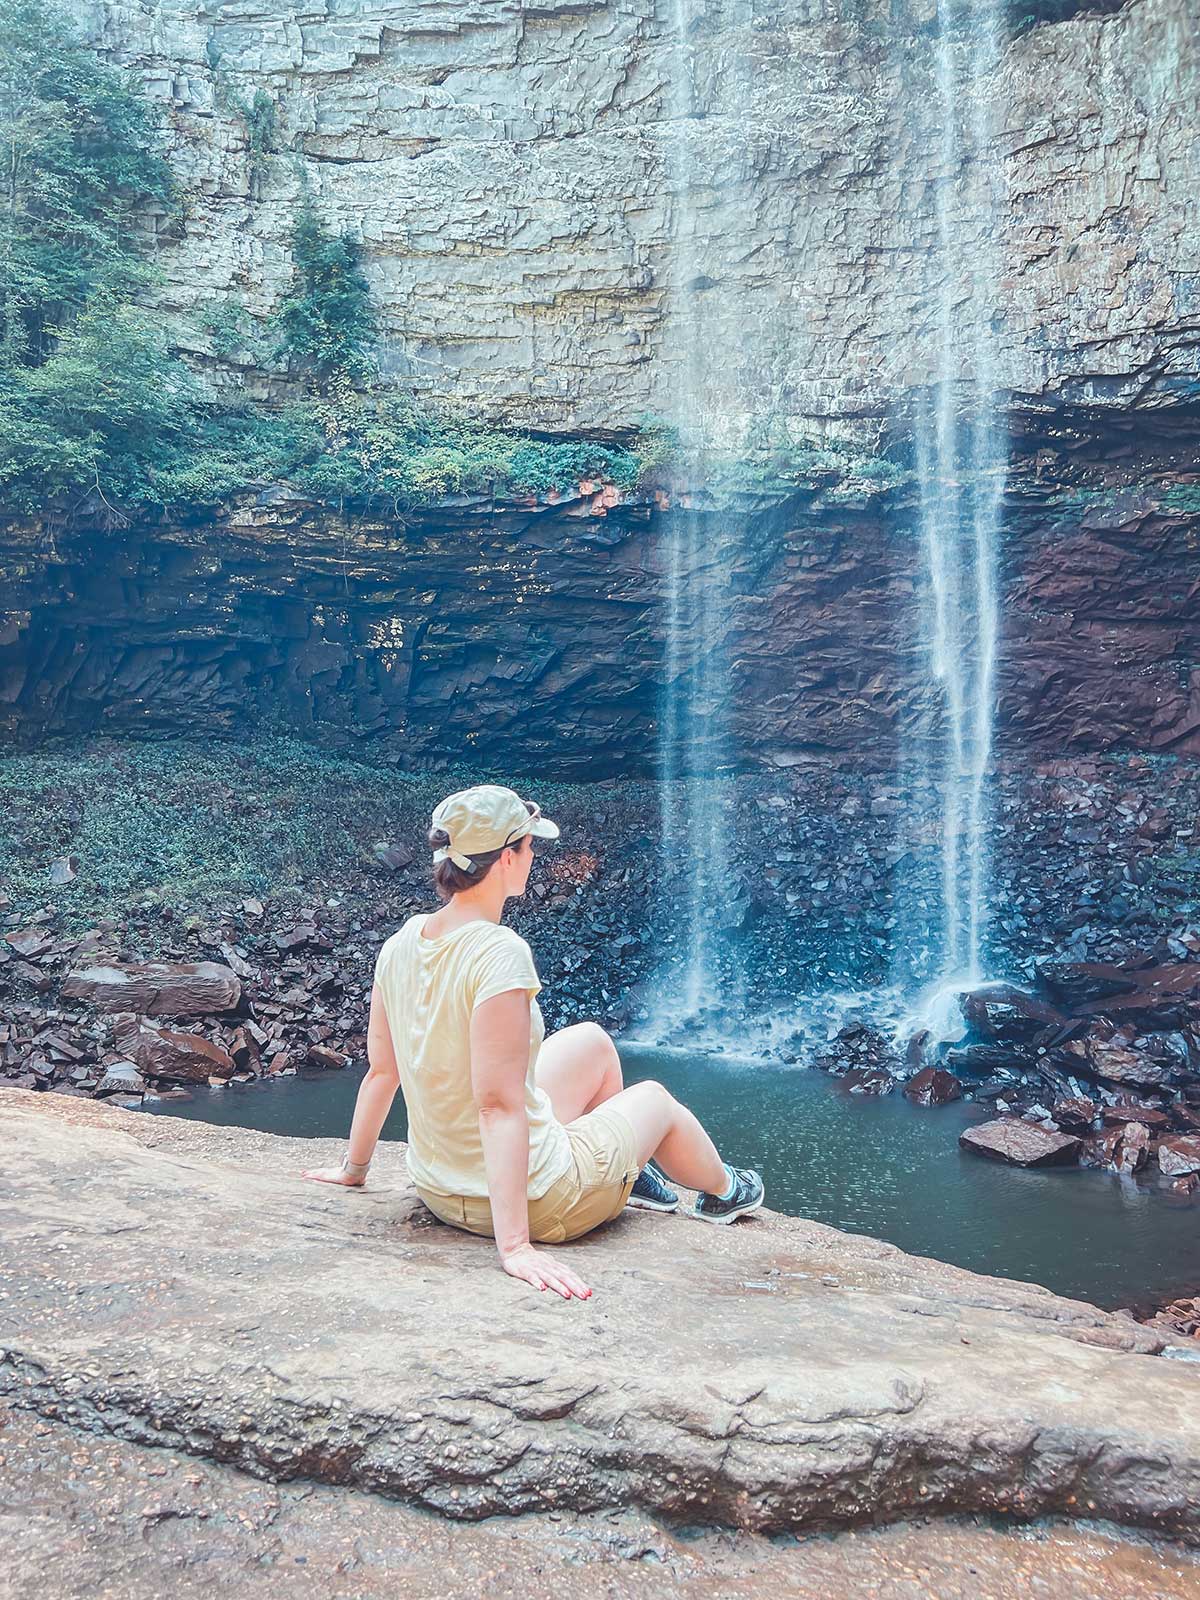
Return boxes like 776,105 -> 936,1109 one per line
500,1243 -> 592,1300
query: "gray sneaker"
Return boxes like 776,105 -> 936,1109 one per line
693,1166 -> 764,1224
627,1159 -> 679,1212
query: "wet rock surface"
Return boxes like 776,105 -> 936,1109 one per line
3,1089 -> 1200,1545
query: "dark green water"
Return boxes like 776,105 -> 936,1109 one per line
143,1044 -> 1200,1311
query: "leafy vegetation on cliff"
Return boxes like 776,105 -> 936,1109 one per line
0,2 -> 641,524
0,2 -> 897,525
270,204 -> 377,386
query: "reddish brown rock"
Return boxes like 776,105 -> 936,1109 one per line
1102,1104 -> 1171,1128
113,1017 -> 235,1083
959,1119 -> 1081,1168
307,1044 -> 349,1071
1157,1135 -> 1200,1178
1072,963 -> 1200,1010
227,1025 -> 259,1070
1036,961 -> 1141,1007
1051,1096 -> 1098,1132
960,986 -> 1067,1041
1080,1127 -> 1125,1169
4,928 -> 54,959
61,961 -> 242,1017
904,1067 -> 963,1107
1063,1034 -> 1176,1089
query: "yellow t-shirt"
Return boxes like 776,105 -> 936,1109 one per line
373,912 -> 572,1200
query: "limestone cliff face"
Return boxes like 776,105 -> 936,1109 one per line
66,0 -> 1199,441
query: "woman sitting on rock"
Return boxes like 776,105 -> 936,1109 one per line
301,783 -> 763,1300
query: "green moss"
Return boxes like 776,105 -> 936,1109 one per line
1163,485 -> 1200,513
0,737 -> 461,923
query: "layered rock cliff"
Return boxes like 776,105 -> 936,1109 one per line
66,0 -> 1199,441
2,412 -> 1197,775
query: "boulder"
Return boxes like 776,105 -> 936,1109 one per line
1070,966 -> 1200,1024
4,928 -> 54,959
94,1061 -> 146,1098
903,1067 -> 963,1106
48,855 -> 78,885
61,961 -> 242,1017
1035,960 -> 1141,1008
307,1044 -> 349,1071
113,1017 -> 235,1083
1157,1136 -> 1200,1178
1115,1122 -> 1151,1175
960,985 -> 1067,1042
3,1087 -> 1200,1547
1080,1127 -> 1124,1169
959,1119 -> 1081,1168
1102,1104 -> 1171,1128
1063,1034 -> 1177,1090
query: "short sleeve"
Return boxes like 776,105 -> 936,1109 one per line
470,932 -> 542,1011
373,931 -> 397,987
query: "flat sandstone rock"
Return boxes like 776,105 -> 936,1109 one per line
2,1089 -> 1199,1543
959,1118 -> 1082,1167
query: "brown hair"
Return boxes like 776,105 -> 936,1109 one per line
428,799 -> 537,902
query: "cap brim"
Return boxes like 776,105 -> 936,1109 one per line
529,816 -> 559,840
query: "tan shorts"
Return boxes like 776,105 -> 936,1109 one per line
415,1104 -> 641,1244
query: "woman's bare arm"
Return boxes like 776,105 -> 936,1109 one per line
300,983 -> 399,1186
471,989 -> 591,1300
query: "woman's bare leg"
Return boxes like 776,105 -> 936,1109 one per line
535,1025 -> 727,1194
535,1021 -> 623,1124
602,1080 -> 727,1194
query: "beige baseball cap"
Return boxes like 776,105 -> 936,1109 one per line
431,784 -> 560,872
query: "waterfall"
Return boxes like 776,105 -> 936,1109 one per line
636,0 -> 1008,1053
901,0 -> 1007,1026
640,0 -> 751,1044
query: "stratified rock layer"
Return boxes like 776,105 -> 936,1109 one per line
65,0 -> 1200,436
3,1089 -> 1200,1541
2,433 -> 1198,776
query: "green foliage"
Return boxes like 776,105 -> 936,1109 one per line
245,91 -> 277,163
198,296 -> 258,360
209,47 -> 278,196
145,391 -> 642,515
1163,485 -> 1200,514
0,735 -> 438,921
271,387 -> 642,510
0,0 -> 178,367
270,204 -> 377,387
0,295 -> 201,516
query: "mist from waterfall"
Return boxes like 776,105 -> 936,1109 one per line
899,0 -> 1007,1029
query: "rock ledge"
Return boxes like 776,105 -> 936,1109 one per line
2,1088 -> 1200,1542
